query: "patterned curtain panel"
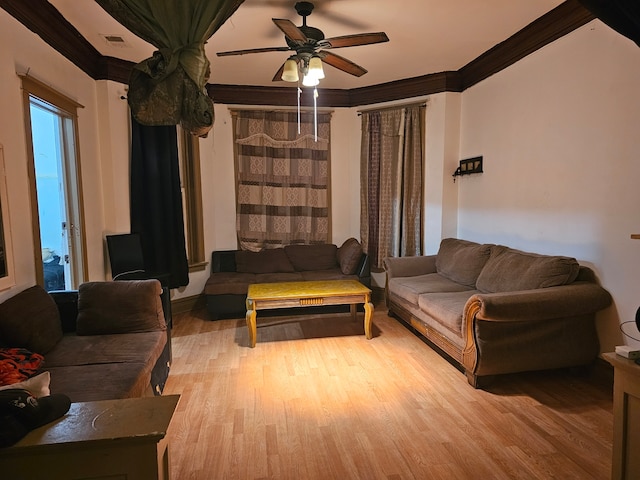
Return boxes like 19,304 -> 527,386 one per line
233,110 -> 332,251
360,105 -> 425,269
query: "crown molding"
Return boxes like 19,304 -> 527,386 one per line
459,0 -> 595,89
1,0 -> 594,106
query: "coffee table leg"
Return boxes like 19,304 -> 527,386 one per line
364,301 -> 374,339
246,299 -> 257,348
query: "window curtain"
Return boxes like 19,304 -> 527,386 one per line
578,0 -> 640,47
96,0 -> 245,137
360,105 -> 425,270
130,115 -> 189,288
233,110 -> 332,251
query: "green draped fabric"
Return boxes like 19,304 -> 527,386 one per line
96,0 -> 245,136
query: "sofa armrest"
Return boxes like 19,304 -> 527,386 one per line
49,290 -> 79,333
356,253 -> 370,278
212,250 -> 238,273
465,282 -> 612,323
383,255 -> 437,279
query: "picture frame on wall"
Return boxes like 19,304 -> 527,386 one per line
0,145 -> 15,290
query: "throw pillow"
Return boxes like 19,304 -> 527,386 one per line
0,371 -> 50,398
0,285 -> 63,354
235,248 -> 295,274
337,238 -> 363,275
76,280 -> 166,335
0,348 -> 45,387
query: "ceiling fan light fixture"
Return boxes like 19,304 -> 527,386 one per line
282,58 -> 299,82
302,73 -> 319,87
308,56 -> 325,80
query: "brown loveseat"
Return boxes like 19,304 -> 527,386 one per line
384,238 -> 612,387
204,238 -> 371,319
0,280 -> 170,402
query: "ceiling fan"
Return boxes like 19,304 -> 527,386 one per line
216,1 -> 389,84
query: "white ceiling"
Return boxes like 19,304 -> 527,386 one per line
48,0 -> 565,89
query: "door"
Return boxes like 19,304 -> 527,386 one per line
21,76 -> 86,291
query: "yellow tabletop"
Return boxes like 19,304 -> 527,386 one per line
245,279 -> 374,347
247,279 -> 371,300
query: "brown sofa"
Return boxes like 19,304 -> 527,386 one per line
0,280 -> 170,402
204,238 -> 371,319
384,238 -> 613,387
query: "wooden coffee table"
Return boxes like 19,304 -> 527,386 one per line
245,279 -> 374,347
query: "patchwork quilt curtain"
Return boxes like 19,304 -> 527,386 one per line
233,110 -> 332,251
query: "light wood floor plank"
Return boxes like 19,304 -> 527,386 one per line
164,305 -> 613,479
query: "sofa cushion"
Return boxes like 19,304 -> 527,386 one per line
0,285 -> 63,354
205,272 -> 257,296
47,362 -> 155,402
417,291 -> 479,335
44,331 -> 166,368
388,273 -> 474,304
476,246 -> 580,293
284,244 -> 338,271
76,280 -> 166,335
301,269 -> 357,282
337,238 -> 363,275
435,238 -> 493,288
235,248 -> 295,274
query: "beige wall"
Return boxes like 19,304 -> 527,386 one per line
1,10 -> 639,353
457,20 -> 640,351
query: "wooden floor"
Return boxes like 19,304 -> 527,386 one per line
163,303 -> 613,480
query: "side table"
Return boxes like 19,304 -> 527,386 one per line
0,394 -> 180,480
603,352 -> 640,480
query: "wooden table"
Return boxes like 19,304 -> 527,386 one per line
245,279 -> 374,348
0,394 -> 180,480
603,352 -> 640,480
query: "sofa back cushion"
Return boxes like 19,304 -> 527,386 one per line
0,285 -> 63,354
435,238 -> 493,288
337,238 -> 363,275
235,248 -> 295,274
284,244 -> 338,271
76,280 -> 166,335
476,246 -> 580,293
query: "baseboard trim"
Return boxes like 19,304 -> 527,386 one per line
171,293 -> 207,315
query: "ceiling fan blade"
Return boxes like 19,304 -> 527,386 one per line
324,32 -> 389,49
217,46 -> 291,57
272,63 -> 286,82
272,18 -> 308,42
319,51 -> 367,77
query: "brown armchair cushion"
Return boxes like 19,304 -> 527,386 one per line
0,285 -> 62,354
235,248 -> 295,274
76,280 -> 166,335
337,238 -> 363,275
